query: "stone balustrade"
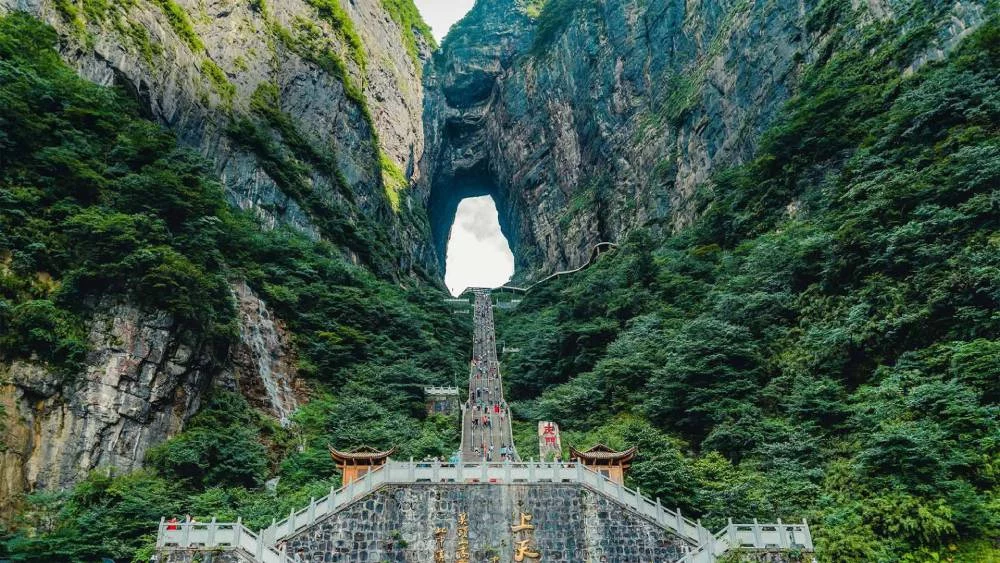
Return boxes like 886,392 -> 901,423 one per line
155,519 -> 294,563
423,386 -> 460,395
156,460 -> 812,562
678,519 -> 814,563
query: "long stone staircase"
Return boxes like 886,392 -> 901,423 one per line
461,289 -> 518,462
157,289 -> 813,562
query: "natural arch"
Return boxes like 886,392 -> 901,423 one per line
428,163 -> 518,275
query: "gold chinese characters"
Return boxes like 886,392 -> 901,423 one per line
434,527 -> 447,563
456,513 -> 470,563
511,512 -> 541,561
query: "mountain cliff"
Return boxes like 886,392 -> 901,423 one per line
1,0 -> 998,561
1,0 -> 436,275
0,0 -> 462,523
422,0 -> 990,279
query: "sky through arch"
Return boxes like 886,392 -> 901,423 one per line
444,196 -> 515,296
414,3 -> 512,295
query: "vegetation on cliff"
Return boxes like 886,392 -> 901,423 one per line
382,0 -> 436,71
0,13 -> 465,561
499,13 -> 1000,562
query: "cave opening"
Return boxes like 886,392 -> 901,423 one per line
444,195 -> 514,296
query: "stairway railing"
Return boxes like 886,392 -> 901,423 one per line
155,518 -> 295,563
676,519 -> 814,563
249,461 -> 707,545
157,460 -> 811,562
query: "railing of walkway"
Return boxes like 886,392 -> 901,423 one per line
484,290 -> 518,460
260,461 -> 706,545
677,519 -> 814,563
155,518 -> 295,563
156,461 -> 812,562
454,243 -> 619,299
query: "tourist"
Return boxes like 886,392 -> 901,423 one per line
165,517 -> 179,531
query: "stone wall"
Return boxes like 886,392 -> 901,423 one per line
286,483 -> 695,562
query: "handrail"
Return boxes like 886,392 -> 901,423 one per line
455,242 -> 619,298
157,461 -> 811,562
675,519 -> 814,563
500,242 -> 618,293
483,290 -> 518,459
273,461 -> 705,542
156,519 -> 296,563
157,461 -> 708,548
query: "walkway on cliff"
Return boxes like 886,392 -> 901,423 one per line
460,289 -> 518,461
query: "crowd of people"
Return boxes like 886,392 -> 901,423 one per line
463,290 -> 517,462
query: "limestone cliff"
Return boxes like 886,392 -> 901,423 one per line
422,0 -> 990,279
0,0 -> 436,275
0,0 -> 431,512
0,283 -> 299,515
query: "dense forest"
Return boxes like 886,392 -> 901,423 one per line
0,13 -> 466,561
499,10 -> 1000,563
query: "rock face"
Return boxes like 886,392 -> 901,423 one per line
0,0 -> 427,510
0,0 -> 990,523
0,0 -> 437,274
285,483 -> 695,561
0,283 -> 300,514
218,282 -> 300,425
421,0 -> 990,279
0,301 -> 214,511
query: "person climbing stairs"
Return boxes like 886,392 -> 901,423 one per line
461,289 -> 518,461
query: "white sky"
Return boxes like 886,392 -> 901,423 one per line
445,196 -> 515,296
413,0 -> 476,41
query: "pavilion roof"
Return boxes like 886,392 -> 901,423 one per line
569,444 -> 637,464
329,445 -> 395,465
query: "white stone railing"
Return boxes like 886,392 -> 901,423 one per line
677,519 -> 814,563
155,518 -> 296,563
157,461 -> 811,562
253,461 -> 708,545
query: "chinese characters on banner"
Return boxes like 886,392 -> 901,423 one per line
511,512 -> 542,561
538,421 -> 562,462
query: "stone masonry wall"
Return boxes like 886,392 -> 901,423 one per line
286,483 -> 694,562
